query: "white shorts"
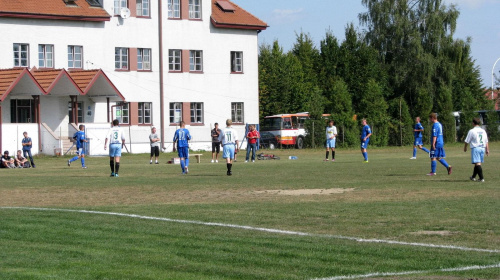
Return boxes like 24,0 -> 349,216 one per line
223,144 -> 235,159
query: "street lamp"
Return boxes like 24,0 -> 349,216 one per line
492,57 -> 500,100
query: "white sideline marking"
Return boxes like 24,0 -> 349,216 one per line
1,207 -> 499,255
311,263 -> 500,280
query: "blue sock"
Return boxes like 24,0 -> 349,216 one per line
439,158 -> 449,168
413,148 -> 417,157
185,158 -> 189,167
431,160 -> 437,173
362,152 -> 368,161
81,157 -> 85,166
421,147 -> 430,153
180,160 -> 185,173
70,156 -> 78,163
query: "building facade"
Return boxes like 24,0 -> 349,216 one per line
0,0 -> 266,155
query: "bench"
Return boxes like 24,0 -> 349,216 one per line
190,154 -> 203,163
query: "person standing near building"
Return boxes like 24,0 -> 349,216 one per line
245,124 -> 260,162
464,118 -> 489,182
173,121 -> 191,174
428,113 -> 452,176
68,124 -> 87,168
324,120 -> 337,161
21,131 -> 35,168
211,123 -> 222,163
360,118 -> 372,162
221,119 -> 239,176
104,119 -> 126,177
149,127 -> 160,164
410,116 -> 430,159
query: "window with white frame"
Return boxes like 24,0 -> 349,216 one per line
169,102 -> 182,123
114,0 -> 127,15
189,0 -> 201,19
189,50 -> 203,71
13,43 -> 29,67
136,0 -> 150,17
231,51 -> 243,73
138,102 -> 152,124
115,102 -> 129,124
168,49 -> 181,71
190,102 -> 203,123
115,47 -> 129,70
38,44 -> 54,68
68,45 -> 83,69
138,48 -> 151,70
231,102 -> 244,123
168,0 -> 180,18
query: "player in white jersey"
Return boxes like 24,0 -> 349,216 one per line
104,119 -> 126,177
464,118 -> 489,182
324,120 -> 338,161
220,119 -> 239,176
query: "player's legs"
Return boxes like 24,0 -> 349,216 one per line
245,143 -> 251,161
154,147 -> 159,163
223,145 -> 235,175
471,148 -> 484,181
150,147 -> 154,163
24,149 -> 35,167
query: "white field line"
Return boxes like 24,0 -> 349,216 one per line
311,263 -> 500,280
1,207 -> 499,255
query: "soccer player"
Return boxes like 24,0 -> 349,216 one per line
324,120 -> 337,161
410,117 -> 430,159
220,119 -> 239,176
427,113 -> 452,176
464,118 -> 489,182
360,118 -> 371,162
211,123 -> 221,163
173,121 -> 191,174
104,119 -> 126,177
68,124 -> 87,168
21,131 -> 35,168
149,127 -> 160,164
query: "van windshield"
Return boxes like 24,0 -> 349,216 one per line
261,117 -> 282,131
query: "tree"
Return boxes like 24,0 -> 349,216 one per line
387,97 -> 413,146
359,79 -> 389,146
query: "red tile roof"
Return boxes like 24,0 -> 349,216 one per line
0,0 -> 110,21
31,68 -> 81,94
0,68 -> 44,101
211,0 -> 267,30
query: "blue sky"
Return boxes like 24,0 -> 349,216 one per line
232,0 -> 500,88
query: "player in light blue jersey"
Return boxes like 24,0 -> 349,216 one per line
105,119 -> 126,177
428,113 -> 452,176
68,124 -> 87,168
324,120 -> 337,161
360,118 -> 371,162
464,118 -> 489,182
410,117 -> 430,159
173,121 -> 192,174
220,119 -> 239,176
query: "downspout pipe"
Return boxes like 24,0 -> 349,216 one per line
158,0 -> 165,149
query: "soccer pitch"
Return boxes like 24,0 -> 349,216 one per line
1,144 -> 499,279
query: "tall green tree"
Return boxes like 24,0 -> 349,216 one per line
359,79 -> 389,146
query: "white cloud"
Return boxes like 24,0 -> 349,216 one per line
271,8 -> 305,23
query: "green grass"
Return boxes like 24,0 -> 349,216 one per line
1,143 -> 499,279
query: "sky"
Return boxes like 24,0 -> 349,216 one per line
231,0 -> 500,89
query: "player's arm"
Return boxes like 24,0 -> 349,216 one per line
463,142 -> 468,152
235,140 -> 239,151
485,142 -> 489,156
104,137 -> 108,150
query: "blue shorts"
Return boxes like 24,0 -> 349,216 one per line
109,144 -> 122,157
223,144 -> 235,159
177,146 -> 189,159
430,147 -> 445,159
326,139 -> 336,149
414,137 -> 423,146
76,147 -> 85,156
361,139 -> 369,149
471,147 -> 484,164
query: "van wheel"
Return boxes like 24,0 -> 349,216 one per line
296,137 -> 304,149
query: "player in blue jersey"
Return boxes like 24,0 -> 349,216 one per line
360,118 -> 372,162
68,124 -> 87,168
173,121 -> 192,174
428,113 -> 452,176
410,117 -> 430,159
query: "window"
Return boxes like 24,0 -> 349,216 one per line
231,102 -> 244,123
189,50 -> 203,71
68,45 -> 83,69
231,51 -> 243,73
138,48 -> 151,70
38,44 -> 54,68
136,0 -> 150,17
190,103 -> 203,123
115,47 -> 129,70
86,0 -> 102,7
168,0 -> 180,18
168,50 -> 182,71
11,99 -> 35,123
189,0 -> 201,19
68,102 -> 83,123
138,102 -> 152,124
169,102 -> 182,123
114,0 -> 127,15
115,102 -> 129,124
13,43 -> 29,67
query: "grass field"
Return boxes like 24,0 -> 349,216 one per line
1,143 -> 499,280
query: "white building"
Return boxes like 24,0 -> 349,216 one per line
0,0 -> 267,155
